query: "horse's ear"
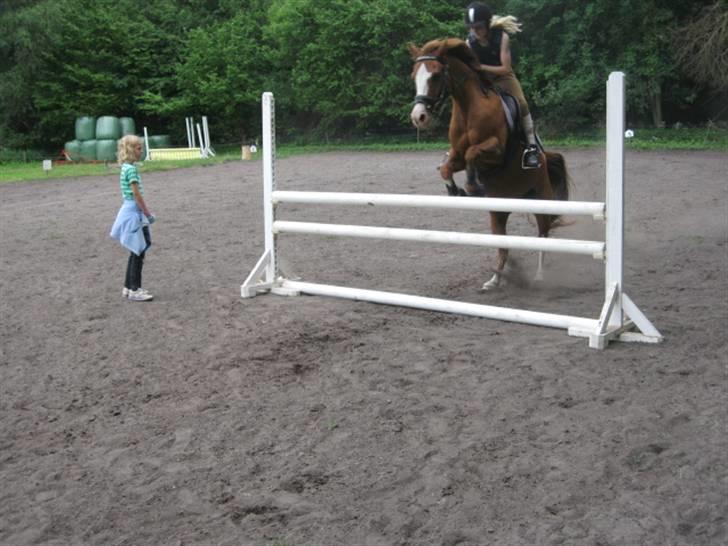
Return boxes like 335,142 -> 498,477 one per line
407,43 -> 421,59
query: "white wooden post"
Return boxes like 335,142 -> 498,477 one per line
262,92 -> 277,284
241,92 -> 278,297
143,127 -> 151,161
605,72 -> 625,329
186,117 -> 193,148
241,80 -> 662,347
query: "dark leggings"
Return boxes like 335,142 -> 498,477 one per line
124,226 -> 151,291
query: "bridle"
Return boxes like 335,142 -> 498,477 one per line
413,55 -> 449,113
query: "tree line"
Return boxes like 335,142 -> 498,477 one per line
0,0 -> 724,151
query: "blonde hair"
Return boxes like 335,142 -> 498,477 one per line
117,134 -> 143,165
491,15 -> 522,35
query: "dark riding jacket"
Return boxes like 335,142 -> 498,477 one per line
467,28 -> 504,67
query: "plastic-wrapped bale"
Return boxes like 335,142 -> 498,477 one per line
79,140 -> 97,161
75,116 -> 95,141
64,140 -> 82,161
96,139 -> 117,161
147,134 -> 172,148
120,117 -> 136,136
96,116 -> 121,140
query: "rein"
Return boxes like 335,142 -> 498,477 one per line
413,55 -> 449,113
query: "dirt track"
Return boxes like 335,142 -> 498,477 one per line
0,149 -> 726,545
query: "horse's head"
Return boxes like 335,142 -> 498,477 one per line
409,39 -> 481,130
409,42 -> 448,129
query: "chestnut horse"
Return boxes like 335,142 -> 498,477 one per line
409,38 -> 570,290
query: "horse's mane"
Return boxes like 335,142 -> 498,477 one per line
421,38 -> 481,73
419,38 -> 495,91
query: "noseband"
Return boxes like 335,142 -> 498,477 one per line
413,55 -> 448,112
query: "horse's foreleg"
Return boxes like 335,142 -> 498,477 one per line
482,211 -> 510,291
439,151 -> 466,196
464,137 -> 502,196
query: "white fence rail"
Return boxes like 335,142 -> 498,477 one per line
241,72 -> 662,349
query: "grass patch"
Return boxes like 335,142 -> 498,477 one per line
1,127 -> 725,184
0,153 -> 241,184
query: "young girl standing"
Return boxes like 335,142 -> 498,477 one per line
110,135 -> 155,301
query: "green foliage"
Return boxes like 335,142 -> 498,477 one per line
0,0 -> 723,151
504,0 -> 717,129
171,0 -> 270,142
265,0 -> 461,138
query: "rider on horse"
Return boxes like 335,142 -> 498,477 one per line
465,2 -> 541,170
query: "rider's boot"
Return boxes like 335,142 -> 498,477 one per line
521,113 -> 541,170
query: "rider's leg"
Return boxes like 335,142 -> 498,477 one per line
521,112 -> 541,169
495,73 -> 541,169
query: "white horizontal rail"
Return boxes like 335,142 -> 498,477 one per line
273,191 -> 606,219
281,281 -> 599,330
274,221 -> 605,258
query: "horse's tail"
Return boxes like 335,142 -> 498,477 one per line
545,151 -> 573,228
545,151 -> 570,202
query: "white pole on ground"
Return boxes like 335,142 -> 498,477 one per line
281,280 -> 598,331
605,72 -> 625,329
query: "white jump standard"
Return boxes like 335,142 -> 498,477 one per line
242,73 -> 662,349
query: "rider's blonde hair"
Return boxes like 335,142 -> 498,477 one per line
117,134 -> 143,165
491,15 -> 522,35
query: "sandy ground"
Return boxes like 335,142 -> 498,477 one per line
0,149 -> 726,546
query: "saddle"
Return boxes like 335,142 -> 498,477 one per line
499,92 -> 521,139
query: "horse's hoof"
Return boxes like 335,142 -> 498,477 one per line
533,271 -> 544,282
481,279 -> 500,291
445,183 -> 460,196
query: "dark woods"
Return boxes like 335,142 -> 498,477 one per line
0,0 -> 724,150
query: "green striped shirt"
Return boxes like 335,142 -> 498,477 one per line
120,163 -> 143,200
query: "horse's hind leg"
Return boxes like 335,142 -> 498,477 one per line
482,211 -> 510,291
533,213 -> 553,282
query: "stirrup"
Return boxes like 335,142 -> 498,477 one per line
522,146 -> 541,170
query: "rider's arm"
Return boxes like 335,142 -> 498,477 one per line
478,32 -> 514,77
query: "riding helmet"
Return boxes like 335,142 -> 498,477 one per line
465,2 -> 492,27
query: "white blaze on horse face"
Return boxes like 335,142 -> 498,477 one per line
410,63 -> 432,129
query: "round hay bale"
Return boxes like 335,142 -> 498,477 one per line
147,134 -> 172,148
75,116 -> 96,141
79,140 -> 97,161
120,117 -> 136,136
64,140 -> 82,161
96,116 -> 121,140
95,139 -> 117,162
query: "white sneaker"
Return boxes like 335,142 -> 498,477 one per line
124,287 -> 151,297
127,288 -> 154,301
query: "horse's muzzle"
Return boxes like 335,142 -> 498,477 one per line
410,103 -> 431,129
